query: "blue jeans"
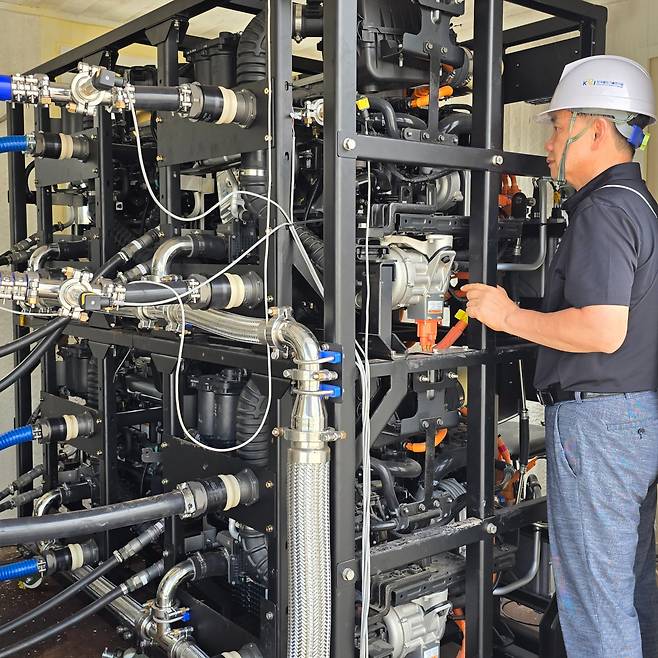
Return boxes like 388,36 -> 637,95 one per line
545,392 -> 658,658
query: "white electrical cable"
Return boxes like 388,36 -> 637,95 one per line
118,0 -> 277,455
0,303 -> 59,317
359,121 -> 373,656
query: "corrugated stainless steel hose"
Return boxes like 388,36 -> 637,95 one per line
287,460 -> 331,658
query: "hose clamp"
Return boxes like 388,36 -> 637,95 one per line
178,83 -> 193,115
176,481 -> 198,519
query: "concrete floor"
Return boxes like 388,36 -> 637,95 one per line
0,548 -> 132,657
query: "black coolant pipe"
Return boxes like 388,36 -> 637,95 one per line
0,471 -> 259,547
93,227 -> 163,283
237,12 -> 268,225
235,378 -> 271,467
0,321 -> 67,394
438,111 -> 472,136
0,521 -> 164,638
0,316 -> 69,358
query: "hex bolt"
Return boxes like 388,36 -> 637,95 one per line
265,524 -> 274,533
342,567 -> 355,582
433,500 -> 441,508
419,374 -> 430,382
447,371 -> 459,379
161,478 -> 169,486
96,450 -> 103,457
421,420 -> 430,429
484,522 -> 498,535
418,503 -> 426,512
342,137 -> 356,151
321,343 -> 331,350
161,442 -> 168,449
272,427 -> 283,437
492,155 -> 504,166
266,611 -> 274,621
265,480 -> 274,489
441,47 -> 448,54
425,41 -> 433,51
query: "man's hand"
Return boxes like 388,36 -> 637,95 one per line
461,283 -> 518,332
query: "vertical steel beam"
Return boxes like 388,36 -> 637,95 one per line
7,103 -> 33,515
147,19 -> 185,237
465,1 -> 503,656
272,0 -> 294,307
324,0 -> 358,655
35,107 -> 60,493
93,107 -> 115,268
151,354 -> 184,569
89,342 -> 118,557
272,2 -> 293,656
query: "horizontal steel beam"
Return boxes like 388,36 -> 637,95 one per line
28,0 -> 262,76
340,134 -> 549,178
462,16 -> 578,50
368,497 -> 547,573
506,0 -> 607,22
56,321 -> 287,376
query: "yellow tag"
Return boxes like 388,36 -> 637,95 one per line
455,309 -> 469,324
356,97 -> 370,111
640,132 -> 651,151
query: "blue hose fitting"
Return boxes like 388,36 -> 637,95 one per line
0,135 -> 29,154
0,557 -> 41,581
0,75 -> 12,102
0,425 -> 34,451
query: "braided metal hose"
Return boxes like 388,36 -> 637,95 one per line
287,461 -> 331,658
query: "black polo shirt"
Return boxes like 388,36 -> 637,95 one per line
534,162 -> 658,392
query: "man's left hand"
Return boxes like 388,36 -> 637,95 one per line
461,283 -> 518,332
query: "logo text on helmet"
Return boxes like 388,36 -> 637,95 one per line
582,79 -> 625,88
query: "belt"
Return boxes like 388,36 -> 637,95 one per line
536,386 -> 619,406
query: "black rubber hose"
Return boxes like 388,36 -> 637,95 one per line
123,280 -> 190,303
380,457 -> 422,479
0,316 -> 69,359
133,86 -> 181,111
295,226 -> 325,272
236,378 -> 270,467
0,491 -> 184,547
395,113 -> 427,130
0,555 -> 118,637
0,322 -> 66,395
387,164 -> 451,184
0,587 -> 124,657
366,96 -> 400,138
0,520 -> 163,638
0,560 -> 164,658
371,458 -> 400,513
438,112 -> 472,136
0,464 -> 46,503
237,12 -> 268,224
371,518 -> 398,532
240,525 -> 268,584
92,252 -> 125,282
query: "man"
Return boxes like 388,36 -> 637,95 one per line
463,55 -> 658,658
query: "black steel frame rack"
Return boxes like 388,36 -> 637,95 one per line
6,1 -> 607,656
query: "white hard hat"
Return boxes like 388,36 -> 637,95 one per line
537,55 -> 656,124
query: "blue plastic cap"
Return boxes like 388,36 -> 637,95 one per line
319,349 -> 342,364
0,75 -> 12,102
629,124 -> 645,149
181,611 -> 191,622
320,384 -> 342,399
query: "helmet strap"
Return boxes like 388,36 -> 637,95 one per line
556,111 -> 591,186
